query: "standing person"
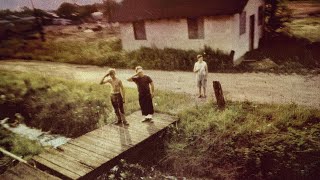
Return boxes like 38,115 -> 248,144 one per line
193,54 -> 208,98
100,68 -> 128,125
127,66 -> 155,122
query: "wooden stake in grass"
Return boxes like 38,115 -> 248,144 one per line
213,81 -> 226,110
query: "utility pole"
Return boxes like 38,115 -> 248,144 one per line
30,0 -> 45,41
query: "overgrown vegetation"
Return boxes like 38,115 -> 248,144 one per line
126,46 -> 233,71
0,37 -> 233,72
0,70 -> 193,137
160,102 -> 320,179
245,33 -> 320,70
265,0 -> 292,34
0,127 -> 42,174
287,17 -> 320,42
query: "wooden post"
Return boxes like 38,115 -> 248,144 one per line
213,81 -> 226,110
0,147 -> 28,164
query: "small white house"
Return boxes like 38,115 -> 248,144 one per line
111,0 -> 265,60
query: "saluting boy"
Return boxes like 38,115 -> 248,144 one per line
127,66 -> 155,122
100,68 -> 129,125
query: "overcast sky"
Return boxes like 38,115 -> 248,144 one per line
0,0 -> 116,10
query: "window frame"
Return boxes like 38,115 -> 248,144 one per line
133,21 -> 146,40
239,11 -> 246,35
187,18 -> 204,39
258,6 -> 264,26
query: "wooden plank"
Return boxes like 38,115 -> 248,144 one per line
81,134 -> 126,151
33,156 -> 80,180
44,148 -> 96,171
61,143 -> 109,162
13,163 -> 42,179
85,132 -> 132,151
68,139 -> 117,159
37,152 -> 89,177
90,126 -> 137,147
58,145 -> 107,168
91,128 -> 138,146
102,123 -> 159,137
0,169 -> 24,180
11,163 -> 60,180
74,135 -> 123,154
0,163 -> 60,180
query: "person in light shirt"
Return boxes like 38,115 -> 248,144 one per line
193,54 -> 208,98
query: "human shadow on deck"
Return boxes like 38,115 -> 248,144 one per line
118,125 -> 133,151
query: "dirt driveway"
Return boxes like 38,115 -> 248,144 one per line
1,60 -> 320,108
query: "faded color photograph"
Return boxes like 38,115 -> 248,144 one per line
0,0 -> 320,179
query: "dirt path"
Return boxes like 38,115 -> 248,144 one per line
1,60 -> 320,108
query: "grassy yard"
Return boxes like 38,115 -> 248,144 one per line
161,102 -> 320,179
0,127 -> 42,174
1,70 -> 319,179
287,17 -> 320,42
0,70 -> 193,137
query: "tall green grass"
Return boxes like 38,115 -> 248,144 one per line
163,102 -> 320,179
0,70 -> 193,137
0,37 -> 233,72
0,127 -> 42,173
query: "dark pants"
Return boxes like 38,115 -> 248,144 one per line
111,93 -> 124,121
139,94 -> 154,116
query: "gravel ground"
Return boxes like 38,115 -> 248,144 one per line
1,60 -> 320,108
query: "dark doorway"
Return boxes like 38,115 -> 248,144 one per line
249,15 -> 255,51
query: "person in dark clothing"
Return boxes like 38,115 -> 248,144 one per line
100,68 -> 128,125
127,66 -> 155,122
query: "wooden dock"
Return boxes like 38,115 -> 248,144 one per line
0,163 -> 60,180
30,112 -> 177,179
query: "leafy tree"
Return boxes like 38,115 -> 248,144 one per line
78,4 -> 98,19
56,2 -> 79,20
102,0 -> 120,23
265,0 -> 292,35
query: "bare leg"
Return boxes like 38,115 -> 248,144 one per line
203,87 -> 206,98
198,87 -> 202,97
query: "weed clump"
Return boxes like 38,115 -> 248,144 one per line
163,102 -> 320,179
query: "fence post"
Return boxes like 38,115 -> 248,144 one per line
213,81 -> 226,110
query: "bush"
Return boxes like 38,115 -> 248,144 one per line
163,102 -> 320,179
0,71 -> 193,137
125,46 -> 233,72
0,71 -> 114,137
245,33 -> 320,68
0,127 -> 42,174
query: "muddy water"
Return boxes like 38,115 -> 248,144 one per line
0,118 -> 70,148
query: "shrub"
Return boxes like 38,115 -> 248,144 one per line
125,46 -> 233,72
0,71 -> 193,137
0,71 -> 113,137
245,33 -> 320,68
163,102 -> 320,179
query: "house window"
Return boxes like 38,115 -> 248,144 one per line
187,18 -> 204,39
133,21 -> 146,40
240,11 -> 246,35
258,6 -> 264,25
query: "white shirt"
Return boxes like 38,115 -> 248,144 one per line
194,61 -> 208,78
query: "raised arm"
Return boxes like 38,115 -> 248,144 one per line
100,74 -> 109,84
127,73 -> 138,82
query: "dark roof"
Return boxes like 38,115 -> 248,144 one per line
111,0 -> 249,22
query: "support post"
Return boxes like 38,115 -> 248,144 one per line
213,81 -> 226,110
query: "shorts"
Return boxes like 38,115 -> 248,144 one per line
197,75 -> 207,88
